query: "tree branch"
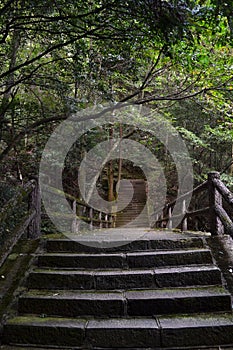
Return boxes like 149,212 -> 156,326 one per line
0,25 -> 107,81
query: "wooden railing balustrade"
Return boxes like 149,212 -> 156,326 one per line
68,193 -> 115,232
152,171 -> 233,237
1,170 -> 233,267
0,177 -> 40,266
44,185 -> 115,233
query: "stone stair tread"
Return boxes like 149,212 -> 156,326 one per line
159,313 -> 233,327
44,240 -> 205,253
125,286 -> 231,298
3,228 -> 233,349
32,264 -> 220,273
5,315 -> 86,326
27,265 -> 222,290
18,285 -> 231,317
40,248 -> 211,256
21,285 -> 231,299
158,313 -> 233,348
0,347 -> 59,350
3,316 -> 86,347
44,232 -> 205,253
38,248 -> 213,268
0,347 -> 232,350
5,313 -> 233,329
4,314 -> 233,348
21,289 -> 124,299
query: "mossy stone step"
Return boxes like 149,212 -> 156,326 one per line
3,314 -> 233,348
3,316 -> 86,347
27,265 -> 222,290
2,230 -> 232,349
18,287 -> 231,317
158,313 -> 233,348
37,248 -> 213,269
0,346 -> 232,350
45,236 -> 204,253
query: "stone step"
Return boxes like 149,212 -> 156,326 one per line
117,205 -> 146,209
1,347 -> 232,350
116,215 -> 148,220
3,314 -> 233,348
27,265 -> 222,290
45,237 -> 204,253
0,347 -> 232,350
158,313 -> 233,348
3,316 -> 86,348
116,220 -> 149,225
125,287 -> 232,316
18,287 -> 232,317
0,347 -> 58,350
116,220 -> 149,226
37,249 -> 213,269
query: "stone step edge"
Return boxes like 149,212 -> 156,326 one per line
1,347 -> 233,350
3,314 -> 233,348
5,313 -> 233,324
39,248 -> 212,256
31,264 -> 220,274
20,285 -> 231,300
44,237 -> 205,252
18,286 -> 232,316
0,346 -> 232,350
26,265 -> 223,290
37,249 -> 213,268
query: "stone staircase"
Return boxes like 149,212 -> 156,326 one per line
116,179 -> 149,227
1,229 -> 233,349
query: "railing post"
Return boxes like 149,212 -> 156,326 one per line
155,213 -> 159,228
89,208 -> 93,230
168,207 -> 172,229
208,171 -> 224,236
182,199 -> 187,231
71,200 -> 77,233
105,214 -> 108,228
112,214 -> 116,228
99,211 -> 102,229
28,178 -> 41,239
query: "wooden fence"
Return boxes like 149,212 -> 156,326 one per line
152,171 -> 233,237
2,170 -> 233,266
0,177 -> 40,266
69,193 -> 115,232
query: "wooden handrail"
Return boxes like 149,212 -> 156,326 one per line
212,178 -> 233,206
152,171 -> 233,237
153,181 -> 208,216
44,184 -> 92,208
0,178 -> 41,266
44,184 -> 115,232
0,179 -> 35,223
1,179 -> 116,265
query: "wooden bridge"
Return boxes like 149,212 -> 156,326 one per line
0,171 -> 233,349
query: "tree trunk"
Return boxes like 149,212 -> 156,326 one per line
108,125 -> 115,202
117,123 -> 123,187
230,144 -> 233,176
0,29 -> 20,140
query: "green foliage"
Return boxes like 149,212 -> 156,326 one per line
0,0 -> 232,199
176,127 -> 210,149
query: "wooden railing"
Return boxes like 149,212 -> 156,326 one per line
44,185 -> 115,232
0,179 -> 115,265
0,177 -> 41,266
66,192 -> 115,232
152,171 -> 233,237
2,170 -> 232,268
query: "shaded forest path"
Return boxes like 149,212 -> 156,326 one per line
1,228 -> 233,349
